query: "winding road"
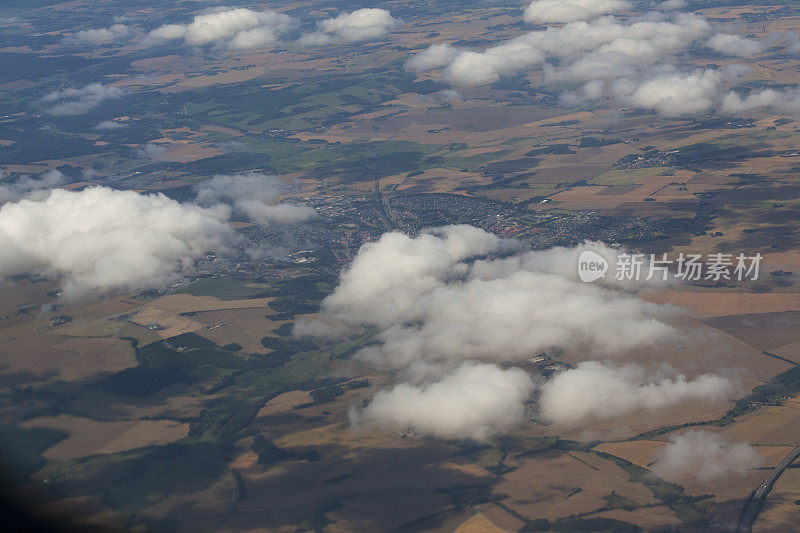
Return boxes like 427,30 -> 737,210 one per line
737,445 -> 800,532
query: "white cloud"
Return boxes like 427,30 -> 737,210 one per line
623,69 -> 723,116
298,9 -> 398,46
559,63 -> 749,117
41,83 -> 124,116
311,225 -> 692,439
721,86 -> 800,114
135,144 -> 167,159
406,13 -> 712,88
63,24 -> 132,45
320,225 -> 512,329
195,173 -> 316,224
144,7 -> 397,50
144,23 -> 186,45
405,43 -> 460,73
354,363 -> 534,441
292,318 -> 344,338
402,8 -> 800,117
444,42 -> 545,86
144,8 -> 295,50
652,430 -> 763,482
439,89 -> 462,102
539,362 -> 733,425
524,0 -> 631,24
0,187 -> 232,297
0,170 -> 67,203
323,228 -> 677,372
658,0 -> 686,9
405,0 -> 800,117
359,268 -> 678,370
707,33 -> 764,58
95,120 -> 128,131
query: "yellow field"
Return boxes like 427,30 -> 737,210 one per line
147,294 -> 272,313
21,415 -> 189,461
256,390 -> 313,416
472,504 -> 527,533
555,399 -> 734,442
523,111 -> 598,128
0,332 -> 137,383
51,337 -> 138,378
642,289 -> 800,318
755,445 -> 799,468
454,513 -> 508,533
719,405 -> 800,446
126,294 -> 275,344
772,341 -> 800,364
494,450 -> 658,522
191,308 -> 281,353
131,307 -> 205,339
274,422 -> 399,450
115,321 -> 164,346
591,167 -> 673,186
56,318 -> 124,338
592,506 -> 680,530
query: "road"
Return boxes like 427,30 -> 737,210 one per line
737,445 -> 800,532
364,147 -> 395,231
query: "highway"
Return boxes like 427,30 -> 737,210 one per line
365,146 -> 395,231
737,445 -> 800,532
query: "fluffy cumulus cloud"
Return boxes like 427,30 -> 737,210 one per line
407,13 -> 713,91
0,170 -> 67,203
195,173 -> 316,224
63,24 -> 132,45
298,9 -> 399,46
0,187 -> 232,297
524,0 -> 631,24
405,43 -> 460,73
41,83 -> 124,116
721,86 -> 800,114
144,7 -> 396,50
306,225 -> 713,439
356,363 -> 534,441
652,431 -> 763,481
707,33 -> 763,58
318,226 -> 512,330
445,43 -> 546,86
562,65 -> 750,117
322,228 -> 677,373
144,7 -> 295,50
407,2 -> 800,116
538,362 -> 733,425
624,69 -> 724,116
